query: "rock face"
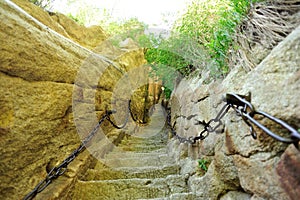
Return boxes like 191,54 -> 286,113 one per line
11,0 -> 107,50
1,0 -> 299,199
0,1 -> 148,199
169,25 -> 300,199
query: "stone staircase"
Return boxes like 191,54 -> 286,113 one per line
70,105 -> 198,200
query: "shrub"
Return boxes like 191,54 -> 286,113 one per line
173,0 -> 254,77
143,0 -> 257,99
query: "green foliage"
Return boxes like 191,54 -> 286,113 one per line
143,0 -> 254,98
207,0 -> 254,73
163,87 -> 172,99
143,33 -> 207,98
146,49 -> 189,75
61,0 -> 254,99
198,158 -> 208,172
146,47 -> 188,99
64,2 -> 147,43
66,13 -> 84,25
65,2 -> 103,26
173,0 -> 253,77
105,18 -> 146,36
105,18 -> 148,45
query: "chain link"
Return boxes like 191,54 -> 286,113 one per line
106,101 -> 131,129
23,101 -> 131,200
167,103 -> 231,144
226,93 -> 300,145
168,93 -> 300,147
24,93 -> 300,199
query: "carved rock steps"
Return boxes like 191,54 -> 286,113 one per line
70,131 -> 199,199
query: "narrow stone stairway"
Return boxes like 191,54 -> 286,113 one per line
70,105 -> 198,200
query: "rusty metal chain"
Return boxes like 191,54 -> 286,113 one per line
23,101 -> 131,200
166,103 -> 231,144
168,93 -> 300,147
106,100 -> 131,129
24,93 -> 300,199
225,93 -> 300,146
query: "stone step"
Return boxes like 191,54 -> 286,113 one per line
104,151 -> 167,159
72,175 -> 188,200
118,144 -> 166,152
111,146 -> 167,154
120,138 -> 167,146
137,192 -> 200,200
102,154 -> 174,168
82,164 -> 181,181
119,130 -> 167,141
121,130 -> 167,142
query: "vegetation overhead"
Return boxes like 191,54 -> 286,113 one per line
28,0 -> 299,99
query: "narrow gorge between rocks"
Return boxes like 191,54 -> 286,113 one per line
1,0 -> 300,200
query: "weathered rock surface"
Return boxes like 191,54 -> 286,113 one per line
169,25 -> 300,199
276,144 -> 300,200
1,0 -> 300,199
0,0 -> 148,199
220,191 -> 251,200
11,0 -> 107,50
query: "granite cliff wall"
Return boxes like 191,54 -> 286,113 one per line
169,25 -> 300,200
0,0 -> 148,199
1,0 -> 299,199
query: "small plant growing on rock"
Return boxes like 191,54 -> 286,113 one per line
197,158 -> 209,176
198,159 -> 208,171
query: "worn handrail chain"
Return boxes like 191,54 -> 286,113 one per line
226,93 -> 300,145
166,103 -> 231,144
24,93 -> 300,199
23,101 -> 131,200
168,93 -> 300,146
